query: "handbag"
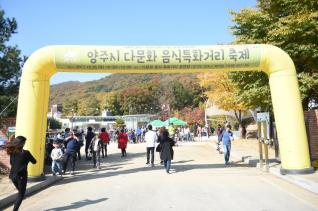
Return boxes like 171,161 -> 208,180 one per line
156,144 -> 162,152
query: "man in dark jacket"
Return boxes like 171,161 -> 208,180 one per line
85,127 -> 95,160
63,131 -> 79,175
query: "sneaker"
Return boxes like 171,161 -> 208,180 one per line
70,171 -> 75,175
52,173 -> 56,176
145,162 -> 149,165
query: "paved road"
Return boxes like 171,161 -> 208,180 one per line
5,142 -> 318,211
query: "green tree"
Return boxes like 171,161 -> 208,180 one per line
159,80 -> 206,111
230,0 -> 318,110
47,117 -> 62,129
114,118 -> 125,128
0,8 -> 24,117
62,100 -> 79,116
78,95 -> 100,116
103,92 -> 122,115
120,86 -> 156,115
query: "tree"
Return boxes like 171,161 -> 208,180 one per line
47,117 -> 62,129
62,100 -> 79,116
230,0 -> 318,110
120,86 -> 155,115
114,118 -> 125,128
102,91 -> 122,115
170,81 -> 206,110
228,72 -> 272,111
198,73 -> 248,128
175,106 -> 205,126
77,95 -> 100,116
0,8 -> 24,117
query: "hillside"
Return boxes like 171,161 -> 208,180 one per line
49,73 -> 200,106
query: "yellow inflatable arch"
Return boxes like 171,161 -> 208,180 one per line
16,45 -> 313,177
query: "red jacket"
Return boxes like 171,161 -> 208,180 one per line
118,132 -> 128,149
99,132 -> 109,144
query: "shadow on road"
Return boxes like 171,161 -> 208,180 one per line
246,158 -> 280,167
44,197 -> 108,211
174,162 -> 252,173
54,157 -> 253,186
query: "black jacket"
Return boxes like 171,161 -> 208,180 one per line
160,137 -> 175,161
9,150 -> 36,180
85,131 -> 95,144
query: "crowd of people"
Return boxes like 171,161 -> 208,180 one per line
45,122 -> 233,174
44,124 -> 180,176
3,121 -> 235,210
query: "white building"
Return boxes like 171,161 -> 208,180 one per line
52,114 -> 156,131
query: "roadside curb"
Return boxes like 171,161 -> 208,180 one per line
269,167 -> 318,194
236,147 -> 318,194
207,140 -> 318,194
0,175 -> 63,210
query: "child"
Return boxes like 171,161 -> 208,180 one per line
51,140 -> 63,176
89,136 -> 103,169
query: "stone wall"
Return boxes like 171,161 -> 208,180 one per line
304,110 -> 318,160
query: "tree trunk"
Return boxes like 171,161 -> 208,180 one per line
234,110 -> 243,137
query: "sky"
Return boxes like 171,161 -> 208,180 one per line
2,0 -> 256,85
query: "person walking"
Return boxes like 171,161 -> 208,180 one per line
118,129 -> 128,157
51,140 -> 63,176
197,125 -> 202,141
63,131 -> 79,175
160,130 -> 175,174
89,135 -> 103,169
136,127 -> 142,143
85,127 -> 95,160
145,124 -> 158,167
74,129 -> 84,160
5,136 -> 37,211
157,127 -> 166,165
216,124 -> 223,153
64,128 -> 71,139
99,127 -> 110,158
168,123 -> 175,139
184,127 -> 190,142
221,125 -> 234,165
